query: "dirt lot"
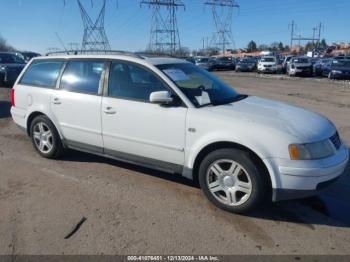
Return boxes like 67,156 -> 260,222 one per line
0,73 -> 350,255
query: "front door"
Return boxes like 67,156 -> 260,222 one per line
101,61 -> 187,172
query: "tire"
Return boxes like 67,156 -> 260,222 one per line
198,148 -> 269,213
30,115 -> 64,159
328,72 -> 333,80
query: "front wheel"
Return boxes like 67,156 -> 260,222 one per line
198,148 -> 269,213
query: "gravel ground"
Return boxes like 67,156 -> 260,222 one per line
0,73 -> 349,255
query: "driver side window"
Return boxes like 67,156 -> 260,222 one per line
108,62 -> 169,102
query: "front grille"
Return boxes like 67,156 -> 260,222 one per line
330,132 -> 341,150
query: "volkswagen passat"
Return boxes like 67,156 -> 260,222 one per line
11,54 -> 349,213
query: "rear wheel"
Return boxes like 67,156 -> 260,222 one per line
30,115 -> 64,159
198,148 -> 269,213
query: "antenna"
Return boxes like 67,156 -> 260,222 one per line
204,0 -> 239,56
140,0 -> 185,55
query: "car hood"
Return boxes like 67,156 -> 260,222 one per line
204,96 -> 335,142
293,63 -> 312,67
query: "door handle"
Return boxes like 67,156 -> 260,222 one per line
53,98 -> 61,105
103,107 -> 116,114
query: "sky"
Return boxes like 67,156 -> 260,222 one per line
0,0 -> 349,54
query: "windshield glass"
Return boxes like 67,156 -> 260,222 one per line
196,58 -> 209,63
292,58 -> 309,63
239,58 -> 255,64
261,57 -> 276,62
0,53 -> 25,64
157,63 -> 244,107
333,60 -> 350,67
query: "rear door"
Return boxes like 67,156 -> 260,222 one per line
50,59 -> 105,151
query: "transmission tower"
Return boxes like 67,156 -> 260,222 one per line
77,0 -> 111,51
205,0 -> 239,55
141,0 -> 185,55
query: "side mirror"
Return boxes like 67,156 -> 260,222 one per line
150,91 -> 174,105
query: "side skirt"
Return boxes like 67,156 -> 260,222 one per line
64,140 -> 185,176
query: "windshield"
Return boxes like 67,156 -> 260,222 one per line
157,63 -> 244,108
239,58 -> 255,64
196,58 -> 209,63
0,53 -> 25,64
292,58 -> 309,63
333,60 -> 350,67
261,57 -> 276,62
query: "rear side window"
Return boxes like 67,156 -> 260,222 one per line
60,60 -> 105,95
20,60 -> 64,88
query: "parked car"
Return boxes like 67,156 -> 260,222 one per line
0,52 -> 26,87
11,54 -> 349,213
21,51 -> 41,63
235,58 -> 256,72
322,59 -> 350,79
195,57 -> 212,70
257,56 -> 278,73
208,56 -> 235,71
313,58 -> 331,76
282,55 -> 293,73
287,57 -> 313,76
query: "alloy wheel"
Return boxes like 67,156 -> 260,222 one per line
33,122 -> 54,154
206,159 -> 252,207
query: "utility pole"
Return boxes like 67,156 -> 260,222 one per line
204,0 -> 239,56
289,20 -> 296,48
140,0 -> 185,55
317,22 -> 323,48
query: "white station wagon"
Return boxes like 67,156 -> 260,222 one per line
11,53 -> 349,213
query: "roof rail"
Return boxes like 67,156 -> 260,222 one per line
45,49 -> 144,59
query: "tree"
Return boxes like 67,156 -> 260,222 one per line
319,38 -> 328,49
247,41 -> 257,52
278,42 -> 284,51
0,35 -> 16,52
258,44 -> 269,51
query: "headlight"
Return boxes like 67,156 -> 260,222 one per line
332,70 -> 342,74
0,66 -> 6,72
289,139 -> 335,160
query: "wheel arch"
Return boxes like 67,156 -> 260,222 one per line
26,111 -> 63,140
191,141 -> 273,193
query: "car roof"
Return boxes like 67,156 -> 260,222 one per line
31,54 -> 188,66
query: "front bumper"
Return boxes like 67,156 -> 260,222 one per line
258,67 -> 277,73
265,143 -> 349,201
332,73 -> 350,80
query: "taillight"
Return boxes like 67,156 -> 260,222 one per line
11,88 -> 15,107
